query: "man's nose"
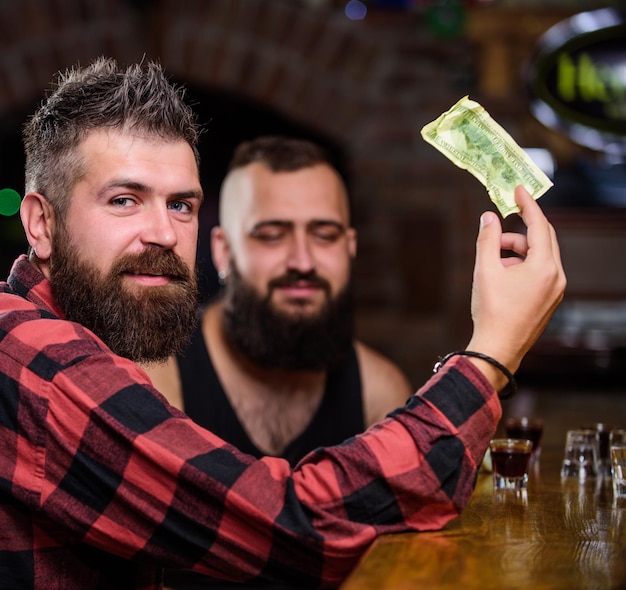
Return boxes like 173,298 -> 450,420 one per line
141,206 -> 177,249
287,234 -> 316,273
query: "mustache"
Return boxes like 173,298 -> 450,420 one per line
111,249 -> 193,281
267,269 -> 331,292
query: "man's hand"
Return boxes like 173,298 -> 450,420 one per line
467,185 -> 566,384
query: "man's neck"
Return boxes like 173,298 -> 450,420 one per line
204,302 -> 327,455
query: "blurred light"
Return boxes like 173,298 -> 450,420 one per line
345,0 -> 367,20
0,188 -> 20,216
524,148 -> 556,180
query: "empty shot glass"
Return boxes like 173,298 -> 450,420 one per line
561,429 -> 600,481
611,429 -> 626,447
611,442 -> 626,499
582,422 -> 615,478
505,417 -> 544,462
489,438 -> 533,491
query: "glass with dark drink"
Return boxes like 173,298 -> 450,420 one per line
489,438 -> 533,491
505,417 -> 543,462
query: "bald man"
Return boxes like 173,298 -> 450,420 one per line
146,135 -> 412,464
146,136 -> 413,589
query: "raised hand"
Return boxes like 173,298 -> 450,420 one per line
467,185 -> 566,382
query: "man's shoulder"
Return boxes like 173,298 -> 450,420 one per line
0,281 -> 117,371
354,341 -> 407,378
354,340 -> 414,425
0,287 -> 62,331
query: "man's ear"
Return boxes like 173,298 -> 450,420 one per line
210,225 -> 231,278
20,192 -> 56,261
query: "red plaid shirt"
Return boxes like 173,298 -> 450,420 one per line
0,255 -> 501,589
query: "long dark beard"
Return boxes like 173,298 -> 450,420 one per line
49,227 -> 198,363
221,265 -> 354,371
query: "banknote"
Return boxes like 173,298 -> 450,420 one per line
420,96 -> 553,217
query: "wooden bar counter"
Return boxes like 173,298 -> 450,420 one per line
339,446 -> 626,590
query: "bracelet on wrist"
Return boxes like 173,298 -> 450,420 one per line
433,350 -> 517,400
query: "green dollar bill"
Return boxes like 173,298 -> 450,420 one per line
420,96 -> 553,217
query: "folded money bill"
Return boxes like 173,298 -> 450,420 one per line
420,96 -> 553,217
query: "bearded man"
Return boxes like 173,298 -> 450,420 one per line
146,136 -> 413,473
0,57 -> 566,590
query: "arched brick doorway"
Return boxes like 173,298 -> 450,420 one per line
0,0 -> 484,383
174,81 -> 349,302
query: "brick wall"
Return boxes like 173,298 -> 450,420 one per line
0,0 -> 583,385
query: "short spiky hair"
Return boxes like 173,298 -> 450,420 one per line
22,56 -> 200,215
228,135 -> 331,173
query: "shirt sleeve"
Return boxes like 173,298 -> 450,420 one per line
15,316 -> 501,588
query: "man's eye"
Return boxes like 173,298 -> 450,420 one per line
169,201 -> 192,213
256,233 -> 282,242
253,229 -> 284,241
314,229 -> 341,242
111,197 -> 134,207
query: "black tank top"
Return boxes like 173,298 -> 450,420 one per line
176,323 -> 366,467
166,325 -> 366,589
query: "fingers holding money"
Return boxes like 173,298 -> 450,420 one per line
514,186 -> 564,274
468,184 -> 566,377
499,188 -> 545,263
421,95 -> 566,388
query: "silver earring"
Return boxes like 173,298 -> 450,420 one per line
218,270 -> 227,286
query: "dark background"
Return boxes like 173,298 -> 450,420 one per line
1,0 -> 625,391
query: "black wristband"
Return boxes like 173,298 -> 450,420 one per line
433,350 -> 517,400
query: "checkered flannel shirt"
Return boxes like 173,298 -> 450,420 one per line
0,255 -> 501,589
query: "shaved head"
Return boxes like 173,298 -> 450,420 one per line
218,161 -> 350,240
211,135 -> 357,370
218,165 -> 254,238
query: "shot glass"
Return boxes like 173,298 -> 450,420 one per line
505,417 -> 544,462
560,429 -> 600,481
611,429 -> 626,446
611,442 -> 626,499
582,423 -> 615,478
489,438 -> 533,491
610,429 -> 626,482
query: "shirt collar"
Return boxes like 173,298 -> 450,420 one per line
7,254 -> 66,319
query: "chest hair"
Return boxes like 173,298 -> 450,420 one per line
224,376 -> 326,457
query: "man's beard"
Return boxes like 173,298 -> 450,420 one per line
221,265 -> 354,371
49,227 -> 198,363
